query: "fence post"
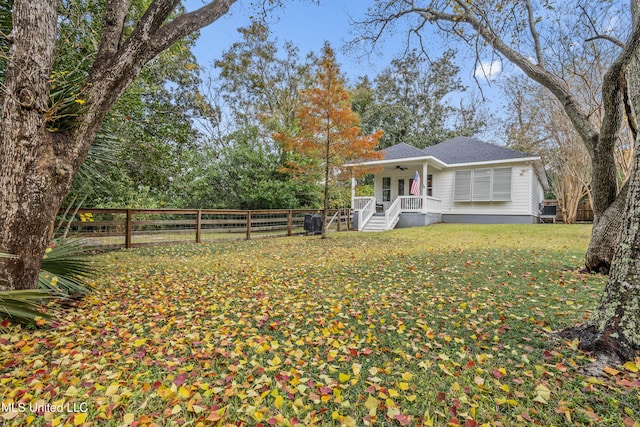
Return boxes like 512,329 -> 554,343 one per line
196,210 -> 202,243
337,210 -> 341,232
287,210 -> 293,236
125,209 -> 132,249
246,211 -> 252,240
347,209 -> 351,230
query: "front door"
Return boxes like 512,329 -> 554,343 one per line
382,177 -> 391,210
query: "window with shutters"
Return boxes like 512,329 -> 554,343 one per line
454,167 -> 512,201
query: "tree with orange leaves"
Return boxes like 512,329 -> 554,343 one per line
275,42 -> 383,238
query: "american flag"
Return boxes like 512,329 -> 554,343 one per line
410,171 -> 420,196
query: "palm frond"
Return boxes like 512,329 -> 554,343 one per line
73,122 -> 125,191
40,239 -> 97,296
0,289 -> 55,332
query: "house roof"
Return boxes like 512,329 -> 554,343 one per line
380,142 -> 430,160
378,137 -> 534,165
420,136 -> 534,164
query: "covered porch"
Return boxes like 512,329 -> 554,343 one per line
352,195 -> 442,231
349,158 -> 444,231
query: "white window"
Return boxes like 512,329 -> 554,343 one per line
454,167 -> 512,201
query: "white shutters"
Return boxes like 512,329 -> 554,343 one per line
454,167 -> 512,201
454,170 -> 472,201
472,168 -> 491,201
492,167 -> 512,201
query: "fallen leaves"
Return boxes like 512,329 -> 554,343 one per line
0,224 -> 638,426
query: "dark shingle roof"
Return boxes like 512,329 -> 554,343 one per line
380,142 -> 429,160
422,136 -> 533,164
379,137 -> 534,164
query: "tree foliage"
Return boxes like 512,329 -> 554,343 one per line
53,1 -> 209,209
276,43 -> 383,238
354,50 -> 486,149
0,0 -> 238,290
215,22 -> 312,136
196,22 -> 323,209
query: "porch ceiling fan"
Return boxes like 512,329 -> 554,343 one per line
395,165 -> 408,171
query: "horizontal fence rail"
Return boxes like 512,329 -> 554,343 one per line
55,208 -> 353,250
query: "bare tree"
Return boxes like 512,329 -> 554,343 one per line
353,0 -> 640,273
0,0 -> 239,290
548,128 -> 592,224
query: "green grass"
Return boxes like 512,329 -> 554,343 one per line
1,224 -> 639,426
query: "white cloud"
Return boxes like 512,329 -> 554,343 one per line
474,60 -> 502,80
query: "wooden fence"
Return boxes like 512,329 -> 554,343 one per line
55,208 -> 352,250
541,199 -> 594,223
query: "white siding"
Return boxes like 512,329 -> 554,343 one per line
370,161 -> 541,217
531,173 -> 545,216
435,162 -> 534,215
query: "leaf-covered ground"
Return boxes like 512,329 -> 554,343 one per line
2,224 -> 639,426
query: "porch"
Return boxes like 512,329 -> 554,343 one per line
352,196 -> 443,232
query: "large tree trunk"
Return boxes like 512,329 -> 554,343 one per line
583,0 -> 640,273
0,0 -> 61,291
561,3 -> 640,363
0,0 -> 238,290
584,184 -> 627,274
589,169 -> 640,352
561,138 -> 640,365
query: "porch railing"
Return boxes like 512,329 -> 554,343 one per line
385,197 -> 402,230
399,196 -> 443,213
353,196 -> 373,210
354,196 -> 375,231
400,196 -> 422,211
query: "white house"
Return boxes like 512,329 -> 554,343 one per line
347,137 -> 549,231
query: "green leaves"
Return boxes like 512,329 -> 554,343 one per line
0,290 -> 53,332
39,239 -> 97,296
355,50 -> 486,150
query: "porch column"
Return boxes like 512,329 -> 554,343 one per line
422,162 -> 428,213
351,172 -> 356,209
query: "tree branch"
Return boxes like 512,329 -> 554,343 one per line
585,34 -> 625,48
149,0 -> 238,59
599,9 -> 640,154
74,0 -> 239,176
91,0 -> 131,74
425,4 -> 599,153
580,4 -> 625,48
525,0 -> 545,67
124,0 -> 181,58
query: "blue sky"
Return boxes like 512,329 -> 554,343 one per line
186,1 -> 402,82
185,1 -> 506,116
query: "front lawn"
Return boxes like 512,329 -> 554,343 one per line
1,224 -> 639,426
